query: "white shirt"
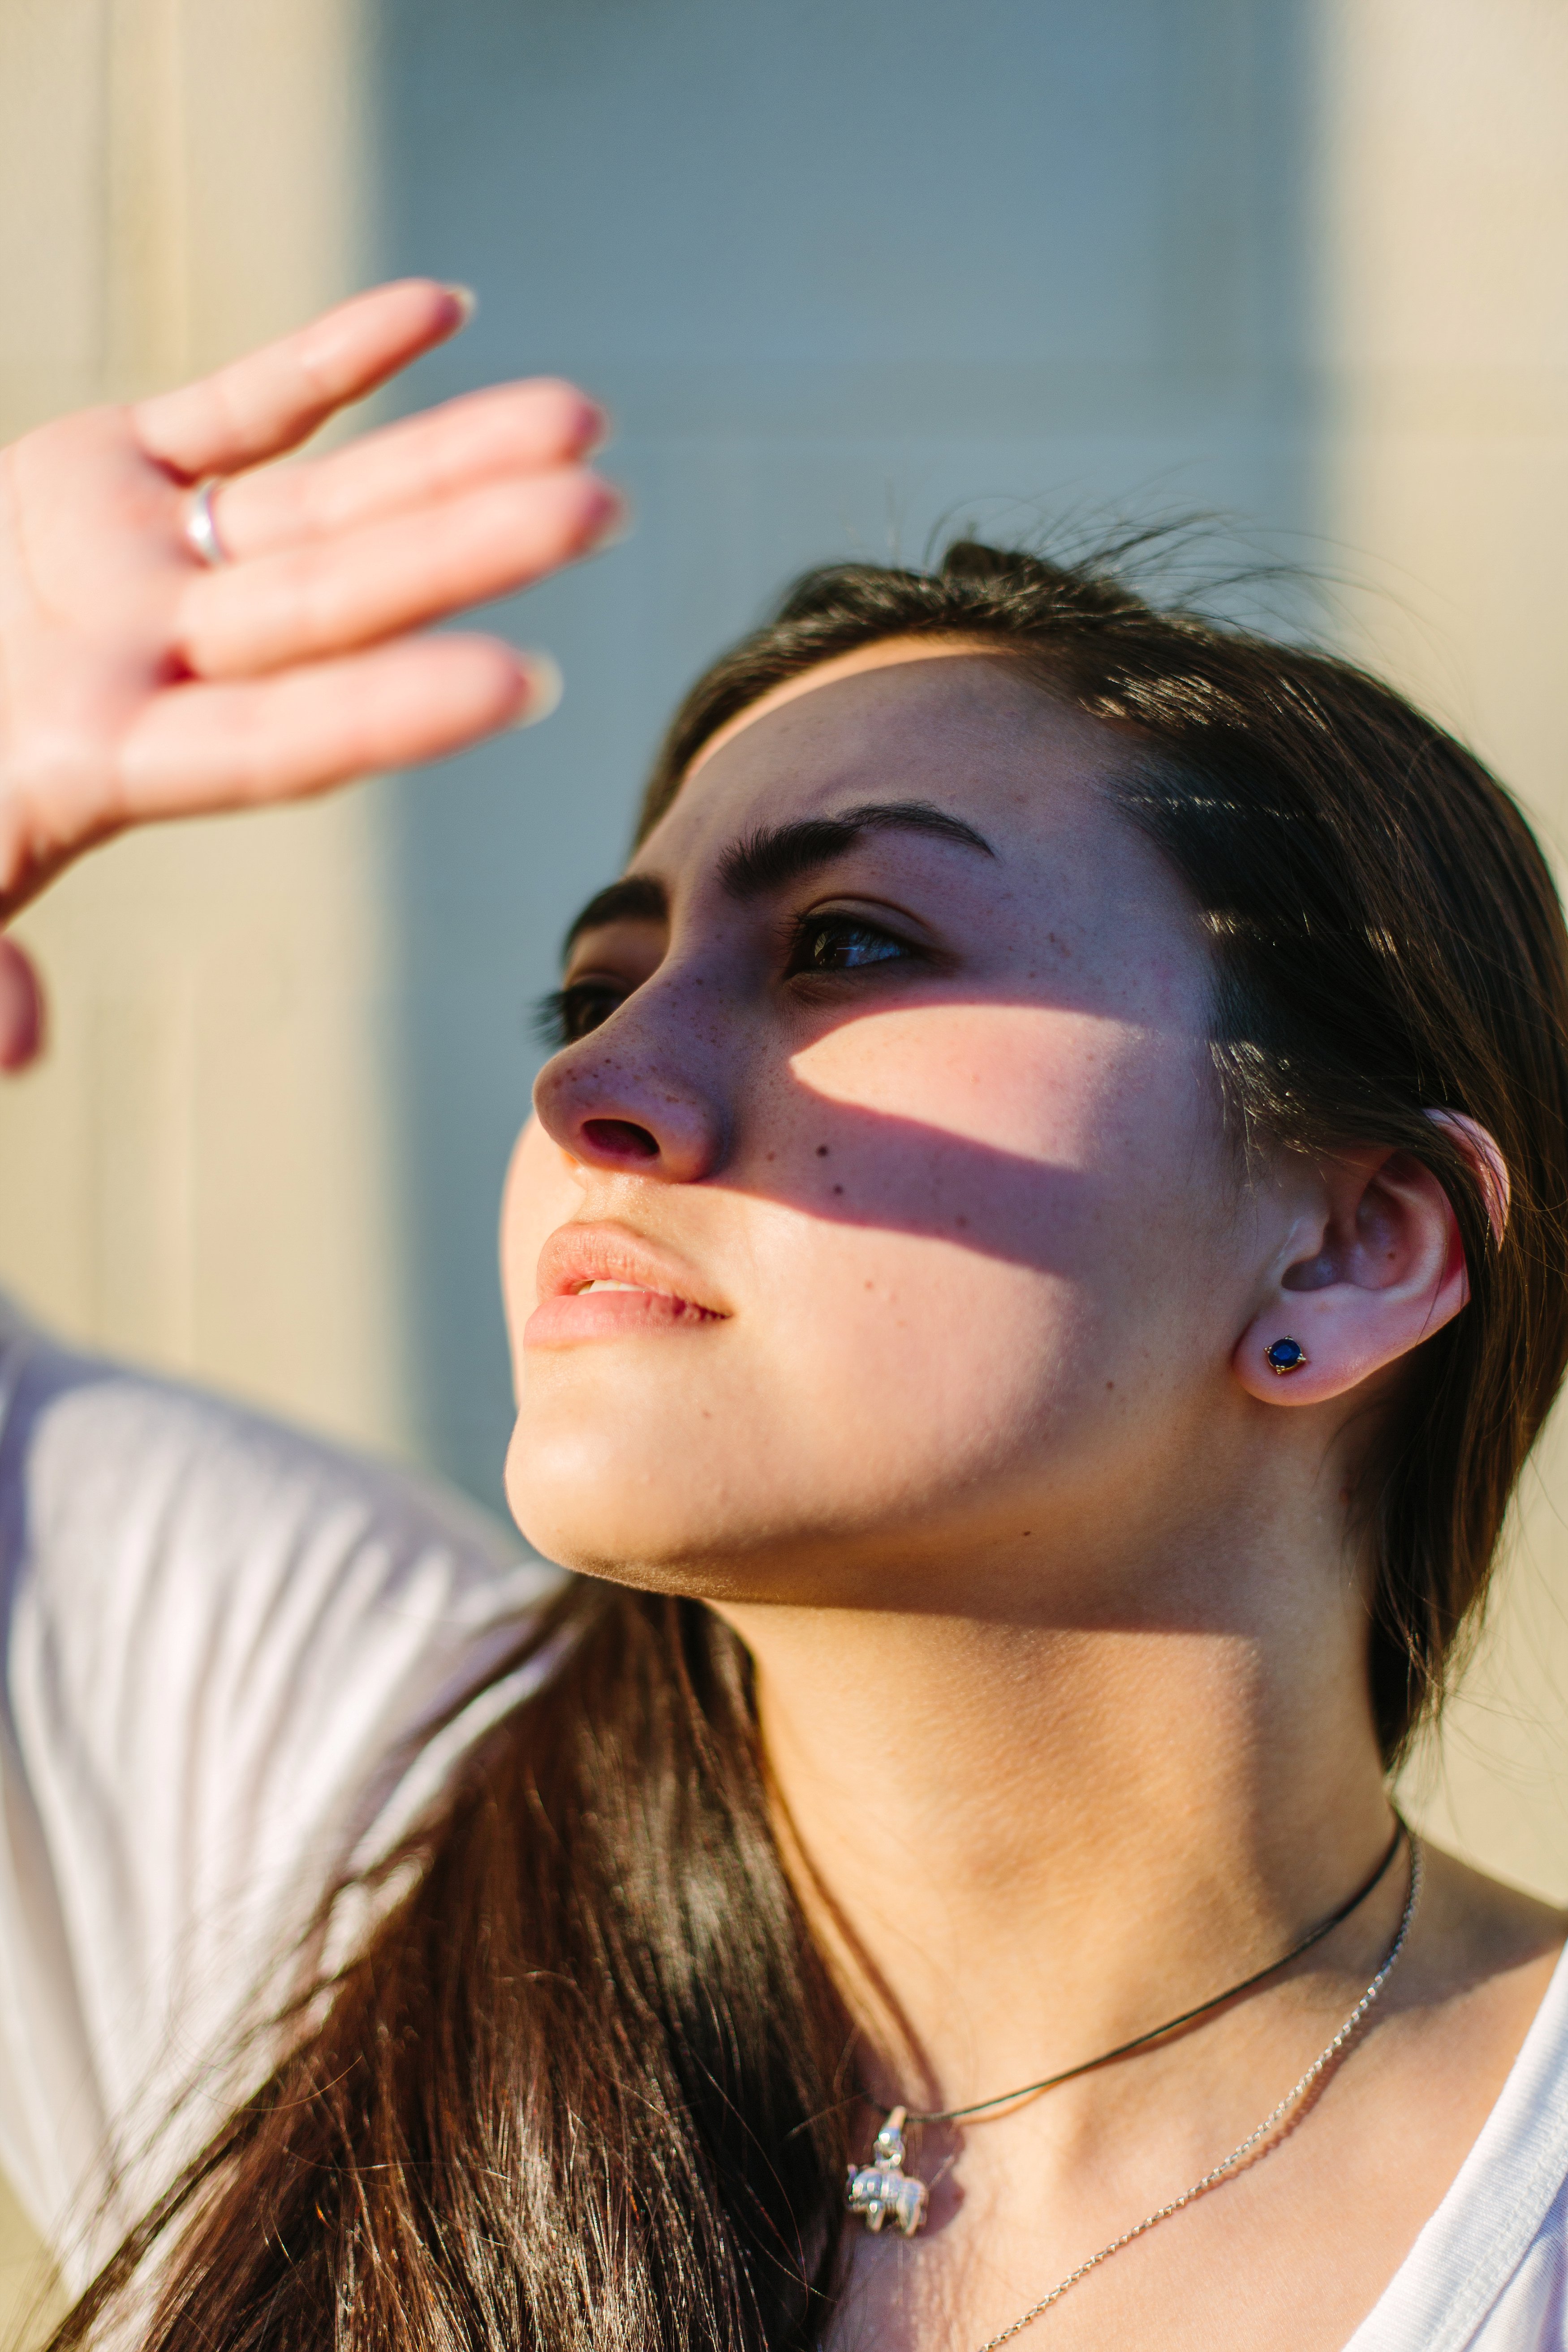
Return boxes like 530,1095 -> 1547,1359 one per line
0,1301 -> 558,2288
0,1301 -> 1565,2345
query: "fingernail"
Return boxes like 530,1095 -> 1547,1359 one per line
590,487 -> 635,553
0,938 -> 45,1072
513,651 -> 564,729
446,284 -> 479,324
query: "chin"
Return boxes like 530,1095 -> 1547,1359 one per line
505,1398 -> 826,1598
502,1403 -> 1028,1615
504,1412 -> 754,1593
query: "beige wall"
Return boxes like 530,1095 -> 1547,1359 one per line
1313,0 -> 1568,1894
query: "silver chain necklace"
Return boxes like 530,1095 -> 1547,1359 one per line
962,1835 -> 1423,2352
847,1820 -> 1408,2237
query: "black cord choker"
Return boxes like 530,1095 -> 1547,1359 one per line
846,1813 -> 1409,2237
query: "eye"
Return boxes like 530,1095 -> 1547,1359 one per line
533,977 -> 629,1048
784,912 -> 920,978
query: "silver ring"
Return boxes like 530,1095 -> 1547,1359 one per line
184,478 -> 229,567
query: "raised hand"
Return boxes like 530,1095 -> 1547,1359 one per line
0,280 -> 620,1063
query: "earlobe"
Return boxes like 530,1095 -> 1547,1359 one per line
1232,1146 -> 1471,1408
1234,1312 -> 1343,1405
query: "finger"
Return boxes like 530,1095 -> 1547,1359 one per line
120,636 -> 555,814
213,379 -> 607,560
133,280 -> 474,484
180,466 -> 620,679
0,938 -> 46,1071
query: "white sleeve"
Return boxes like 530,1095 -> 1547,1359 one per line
0,1304 -> 560,2285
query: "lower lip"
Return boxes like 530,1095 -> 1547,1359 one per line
524,1288 -> 727,1347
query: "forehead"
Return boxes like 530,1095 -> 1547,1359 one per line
639,649 -> 1138,878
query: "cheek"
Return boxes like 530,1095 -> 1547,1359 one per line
787,1001 -> 1193,1224
743,1202 -> 1073,1463
740,1006 -> 1213,1434
500,1116 -> 579,1374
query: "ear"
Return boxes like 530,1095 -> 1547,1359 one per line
1425,1107 -> 1510,1245
1233,1145 -> 1471,1407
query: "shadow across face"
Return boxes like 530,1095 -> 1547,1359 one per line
504,656 -> 1241,1605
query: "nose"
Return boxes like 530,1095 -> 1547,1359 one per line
532,1012 -> 725,1183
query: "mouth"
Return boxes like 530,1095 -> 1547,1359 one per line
525,1222 -> 730,1347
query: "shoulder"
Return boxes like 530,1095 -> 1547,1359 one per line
0,1300 -> 561,1857
1354,1848 -> 1568,2352
0,1301 -> 558,1704
0,1302 -> 564,2262
1407,1847 -> 1568,2085
0,1299 -> 514,1586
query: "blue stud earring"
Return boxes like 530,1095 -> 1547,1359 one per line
1265,1337 -> 1308,1376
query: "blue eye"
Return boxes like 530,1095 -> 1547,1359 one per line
787,916 -> 913,976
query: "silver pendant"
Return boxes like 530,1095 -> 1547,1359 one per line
845,2106 -> 929,2236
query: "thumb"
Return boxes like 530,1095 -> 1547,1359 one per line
0,938 -> 46,1071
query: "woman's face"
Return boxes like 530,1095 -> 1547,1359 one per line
502,646 -> 1262,1610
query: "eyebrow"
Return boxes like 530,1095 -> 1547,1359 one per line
560,799 -> 995,962
562,873 -> 669,956
719,800 -> 995,899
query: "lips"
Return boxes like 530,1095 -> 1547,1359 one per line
525,1222 -> 729,1347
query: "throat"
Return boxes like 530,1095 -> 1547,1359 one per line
724,1597 -> 1395,2132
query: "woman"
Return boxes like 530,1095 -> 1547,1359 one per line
2,282 -> 1567,2352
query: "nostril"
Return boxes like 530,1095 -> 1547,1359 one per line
582,1117 -> 660,1161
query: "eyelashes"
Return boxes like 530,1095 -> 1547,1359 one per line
534,911 -> 925,1051
533,980 -> 626,1048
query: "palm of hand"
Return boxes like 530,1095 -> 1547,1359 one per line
0,406 -> 196,906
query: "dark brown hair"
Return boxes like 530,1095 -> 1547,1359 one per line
59,541 -> 1568,2352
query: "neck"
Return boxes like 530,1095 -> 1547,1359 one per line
721,1534 -> 1393,2116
